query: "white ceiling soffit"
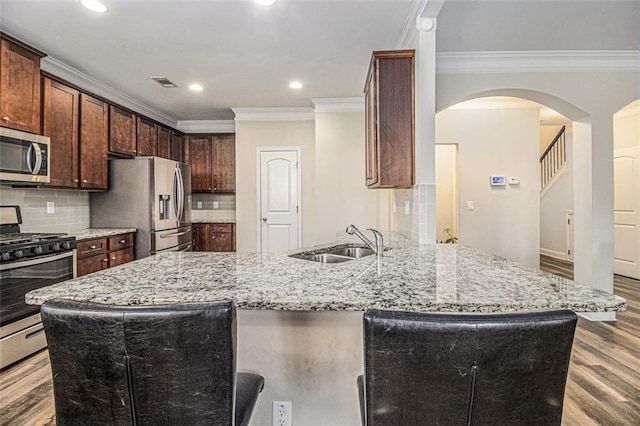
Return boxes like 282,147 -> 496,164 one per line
312,98 -> 364,113
176,120 -> 236,134
436,50 -> 640,74
232,107 -> 315,121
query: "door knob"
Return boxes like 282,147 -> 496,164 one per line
262,217 -> 267,222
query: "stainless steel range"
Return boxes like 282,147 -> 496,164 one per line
0,205 -> 76,369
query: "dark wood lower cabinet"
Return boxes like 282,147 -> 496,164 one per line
76,232 -> 135,277
192,223 -> 235,252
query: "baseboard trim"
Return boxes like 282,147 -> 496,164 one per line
578,312 -> 617,322
540,248 -> 572,262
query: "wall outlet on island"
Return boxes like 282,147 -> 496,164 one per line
213,201 -> 219,209
273,401 -> 292,426
46,201 -> 55,214
197,201 -> 202,209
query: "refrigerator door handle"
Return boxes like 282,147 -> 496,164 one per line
176,166 -> 184,220
159,229 -> 192,238
172,167 -> 180,219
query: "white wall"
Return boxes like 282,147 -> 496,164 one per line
436,107 -> 540,267
235,120 -> 316,253
314,111 -> 390,244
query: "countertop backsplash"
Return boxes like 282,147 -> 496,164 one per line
0,186 -> 90,234
192,193 -> 235,211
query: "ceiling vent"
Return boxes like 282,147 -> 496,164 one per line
151,77 -> 178,88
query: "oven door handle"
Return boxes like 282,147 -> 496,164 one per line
0,251 -> 73,271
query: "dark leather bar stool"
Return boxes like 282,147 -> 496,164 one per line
357,309 -> 578,426
41,299 -> 264,426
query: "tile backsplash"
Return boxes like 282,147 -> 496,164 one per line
0,186 -> 90,233
192,193 -> 236,211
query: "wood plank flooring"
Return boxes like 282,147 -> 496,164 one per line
1,256 -> 638,425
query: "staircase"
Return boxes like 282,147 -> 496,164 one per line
540,125 -> 566,191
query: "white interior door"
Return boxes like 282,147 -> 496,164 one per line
259,149 -> 301,253
614,147 -> 640,279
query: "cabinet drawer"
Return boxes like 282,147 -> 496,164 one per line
211,223 -> 233,233
77,253 -> 108,277
77,238 -> 107,259
108,233 -> 133,251
211,232 -> 233,252
109,248 -> 134,268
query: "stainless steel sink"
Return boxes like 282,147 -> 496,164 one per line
328,247 -> 375,258
289,244 -> 377,263
297,253 -> 354,263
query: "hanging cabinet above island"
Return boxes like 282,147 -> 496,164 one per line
364,49 -> 415,189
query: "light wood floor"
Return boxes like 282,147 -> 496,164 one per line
1,256 -> 638,425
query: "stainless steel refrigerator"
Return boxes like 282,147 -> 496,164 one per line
90,157 -> 192,258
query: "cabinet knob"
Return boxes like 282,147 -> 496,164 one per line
73,179 -> 79,182
2,116 -> 9,122
82,179 -> 88,183
120,239 -> 126,244
111,256 -> 116,260
212,236 -> 216,239
89,245 -> 96,249
102,258 -> 108,262
208,187 -> 212,191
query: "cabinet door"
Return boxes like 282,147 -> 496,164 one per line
136,116 -> 158,157
191,223 -> 209,251
109,248 -> 134,268
0,38 -> 42,134
157,126 -> 171,159
212,135 -> 235,193
170,132 -> 184,162
79,94 -> 108,190
364,69 -> 378,187
211,232 -> 233,252
77,254 -> 108,277
42,78 -> 79,188
109,105 -> 136,157
185,136 -> 213,192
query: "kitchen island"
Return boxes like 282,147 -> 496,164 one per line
25,233 -> 626,425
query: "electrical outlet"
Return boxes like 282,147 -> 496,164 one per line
213,201 -> 219,209
47,201 -> 55,214
197,201 -> 202,209
272,401 -> 292,426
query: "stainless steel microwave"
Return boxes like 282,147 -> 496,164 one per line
0,127 -> 50,183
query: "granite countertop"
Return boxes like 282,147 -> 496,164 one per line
69,229 -> 137,241
26,233 -> 626,313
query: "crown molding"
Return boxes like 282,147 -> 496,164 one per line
396,0 -> 426,49
312,98 -> 364,113
40,56 -> 178,128
232,107 -> 315,121
177,120 -> 235,134
436,50 -> 640,74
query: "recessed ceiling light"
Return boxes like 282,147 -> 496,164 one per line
81,0 -> 107,13
189,83 -> 204,92
289,81 -> 303,89
255,0 -> 276,6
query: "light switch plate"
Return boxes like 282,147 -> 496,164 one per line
467,201 -> 474,211
508,176 -> 520,185
404,200 -> 411,215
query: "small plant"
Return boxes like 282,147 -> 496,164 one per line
439,227 -> 458,244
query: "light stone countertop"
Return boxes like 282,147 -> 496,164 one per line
25,233 -> 626,313
69,229 -> 137,241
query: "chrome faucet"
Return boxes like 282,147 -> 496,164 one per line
346,225 -> 384,257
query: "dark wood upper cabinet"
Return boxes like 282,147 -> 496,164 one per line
79,93 -> 108,190
170,131 -> 184,162
212,134 -> 235,193
364,50 -> 415,188
136,116 -> 157,157
185,135 -> 213,192
184,134 -> 236,193
0,34 -> 45,134
109,105 -> 136,157
157,126 -> 171,159
42,78 -> 79,188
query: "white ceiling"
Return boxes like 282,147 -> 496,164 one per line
1,0 -> 637,121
